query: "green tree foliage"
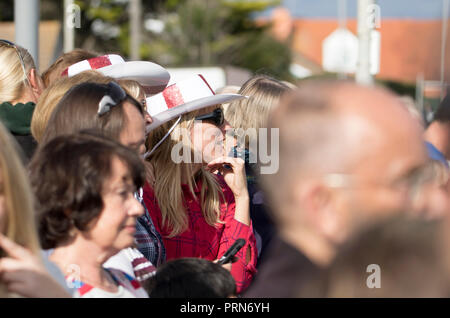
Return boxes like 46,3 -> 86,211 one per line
0,0 -> 62,21
1,0 -> 292,79
0,0 -> 14,21
149,0 -> 293,80
72,0 -> 293,80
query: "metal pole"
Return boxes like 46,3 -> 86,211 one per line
64,0 -> 75,53
440,0 -> 449,100
338,0 -> 347,29
416,73 -> 424,121
356,0 -> 375,85
129,0 -> 142,60
14,0 -> 40,69
337,0 -> 347,79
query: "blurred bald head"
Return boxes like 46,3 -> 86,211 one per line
263,80 -> 427,246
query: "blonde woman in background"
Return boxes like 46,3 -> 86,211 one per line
0,121 -> 69,298
225,75 -> 291,148
224,74 -> 292,264
216,85 -> 240,113
0,40 -> 45,160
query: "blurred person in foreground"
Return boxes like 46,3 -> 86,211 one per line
244,80 -> 433,297
0,121 -> 69,298
297,216 -> 450,297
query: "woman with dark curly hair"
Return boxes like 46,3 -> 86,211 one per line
29,132 -> 148,297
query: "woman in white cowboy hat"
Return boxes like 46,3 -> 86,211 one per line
143,74 -> 258,294
61,53 -> 170,95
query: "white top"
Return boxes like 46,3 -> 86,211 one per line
68,268 -> 148,298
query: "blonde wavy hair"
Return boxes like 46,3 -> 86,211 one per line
0,121 -> 40,253
146,106 -> 225,237
118,79 -> 147,112
0,42 -> 35,103
118,79 -> 143,100
31,70 -> 113,143
225,74 -> 291,148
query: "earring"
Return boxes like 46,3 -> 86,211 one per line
68,219 -> 77,238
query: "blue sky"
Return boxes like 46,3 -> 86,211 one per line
257,0 -> 447,19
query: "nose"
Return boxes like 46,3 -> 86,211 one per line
128,196 -> 144,217
222,119 -> 233,135
145,112 -> 153,125
223,119 -> 232,130
139,143 -> 146,156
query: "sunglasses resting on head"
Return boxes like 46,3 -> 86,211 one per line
0,39 -> 30,85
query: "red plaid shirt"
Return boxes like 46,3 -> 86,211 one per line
143,175 -> 257,293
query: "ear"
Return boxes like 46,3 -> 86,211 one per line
28,68 -> 44,99
298,181 -> 344,243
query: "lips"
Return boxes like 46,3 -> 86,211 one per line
123,223 -> 136,233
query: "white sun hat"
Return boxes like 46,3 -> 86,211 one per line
61,54 -> 170,94
142,74 -> 246,159
145,74 -> 245,133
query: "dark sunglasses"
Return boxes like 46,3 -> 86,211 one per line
0,39 -> 29,84
97,82 -> 128,116
195,108 -> 224,127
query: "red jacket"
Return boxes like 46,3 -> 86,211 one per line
143,175 -> 257,293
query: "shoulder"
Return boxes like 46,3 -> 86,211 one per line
106,268 -> 147,294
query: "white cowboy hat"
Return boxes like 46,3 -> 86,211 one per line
61,54 -> 170,94
145,74 -> 245,133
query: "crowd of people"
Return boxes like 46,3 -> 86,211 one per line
0,38 -> 450,298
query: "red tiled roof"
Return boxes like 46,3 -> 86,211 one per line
263,11 -> 450,83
